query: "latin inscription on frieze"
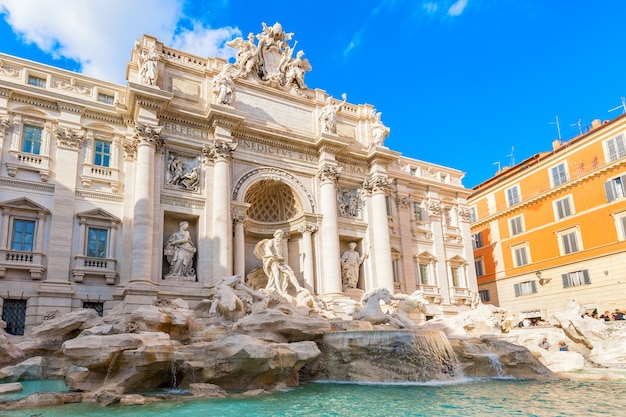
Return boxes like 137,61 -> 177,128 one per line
162,122 -> 208,140
237,139 -> 318,163
235,92 -> 312,132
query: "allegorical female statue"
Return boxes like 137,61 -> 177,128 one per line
164,221 -> 196,280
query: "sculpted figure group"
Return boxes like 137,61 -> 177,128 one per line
226,22 -> 312,90
193,229 -> 430,326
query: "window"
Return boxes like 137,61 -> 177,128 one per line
514,280 -> 537,296
87,228 -> 108,258
2,299 -> 27,335
21,125 -> 43,154
509,216 -> 524,236
562,270 -> 591,288
606,134 -> 626,163
554,196 -> 573,220
479,289 -> 490,303
451,266 -> 462,287
469,207 -> 477,223
27,75 -> 46,88
97,93 -> 114,105
558,228 -> 581,255
506,185 -> 521,206
612,211 -> 626,241
550,163 -> 568,186
418,263 -> 430,285
413,201 -> 424,221
604,174 -> 626,203
11,219 -> 35,251
512,244 -> 530,267
474,259 -> 484,277
94,140 -> 111,167
443,207 -> 452,226
83,302 -> 104,317
472,232 -> 483,249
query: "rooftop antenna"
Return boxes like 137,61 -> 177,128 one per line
493,161 -> 501,173
507,146 -> 515,167
569,117 -> 583,135
549,115 -> 562,140
608,97 -> 626,114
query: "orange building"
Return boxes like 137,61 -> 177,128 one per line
469,114 -> 626,322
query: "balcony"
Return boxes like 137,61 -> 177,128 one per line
0,249 -> 45,279
72,255 -> 118,285
416,284 -> 442,304
80,163 -> 120,192
5,151 -> 51,181
449,286 -> 472,305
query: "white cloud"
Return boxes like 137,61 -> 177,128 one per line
447,0 -> 468,17
0,0 -> 239,83
423,2 -> 438,13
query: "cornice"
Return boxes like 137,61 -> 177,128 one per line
0,177 -> 55,193
76,189 -> 124,202
83,110 -> 126,126
9,93 -> 59,111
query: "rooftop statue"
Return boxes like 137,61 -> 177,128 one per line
319,94 -> 346,134
370,111 -> 390,148
135,42 -> 160,86
227,22 -> 312,90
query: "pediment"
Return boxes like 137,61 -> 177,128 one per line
0,197 -> 49,213
447,254 -> 467,265
415,251 -> 436,261
76,208 -> 120,223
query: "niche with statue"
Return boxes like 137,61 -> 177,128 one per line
162,214 -> 198,281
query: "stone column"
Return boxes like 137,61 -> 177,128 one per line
428,199 -> 451,304
363,175 -> 395,291
298,223 -> 317,292
396,195 -> 416,292
129,123 -> 162,285
203,135 -> 237,283
231,203 -> 249,279
318,165 -> 342,294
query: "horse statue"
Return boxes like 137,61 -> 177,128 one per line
391,290 -> 430,327
351,287 -> 404,327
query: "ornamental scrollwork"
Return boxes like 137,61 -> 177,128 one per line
54,127 -> 84,150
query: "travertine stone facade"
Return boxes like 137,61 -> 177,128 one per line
0,23 -> 476,333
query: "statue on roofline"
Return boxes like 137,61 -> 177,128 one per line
226,22 -> 312,91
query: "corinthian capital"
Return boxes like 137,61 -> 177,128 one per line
363,175 -> 390,195
134,123 -> 164,150
318,165 -> 341,184
202,139 -> 237,163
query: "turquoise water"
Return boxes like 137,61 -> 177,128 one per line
2,378 -> 626,416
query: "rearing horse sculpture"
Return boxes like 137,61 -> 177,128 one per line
350,287 -> 404,327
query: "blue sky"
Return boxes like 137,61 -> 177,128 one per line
1,0 -> 625,188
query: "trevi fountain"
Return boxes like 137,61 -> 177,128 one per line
1,234 -> 625,415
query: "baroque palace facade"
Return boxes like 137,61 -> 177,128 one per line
469,113 -> 626,321
0,23 -> 476,334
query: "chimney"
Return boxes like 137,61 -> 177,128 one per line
591,119 -> 601,129
552,139 -> 561,150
